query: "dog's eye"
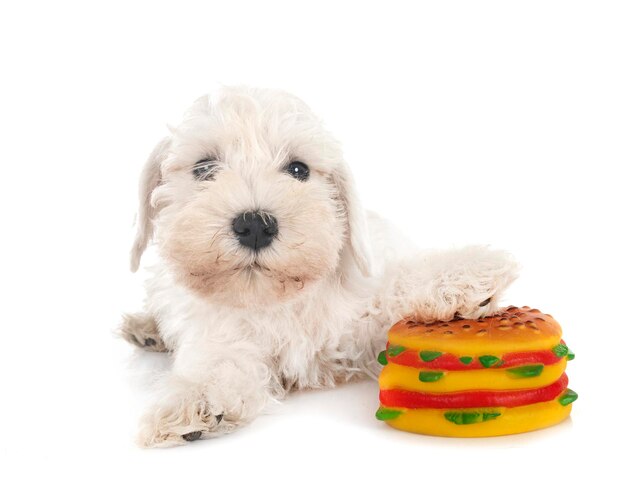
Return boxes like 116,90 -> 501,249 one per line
192,157 -> 219,181
284,160 -> 310,182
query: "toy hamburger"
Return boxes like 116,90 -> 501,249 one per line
376,306 -> 577,437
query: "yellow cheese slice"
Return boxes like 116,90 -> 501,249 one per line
378,358 -> 567,393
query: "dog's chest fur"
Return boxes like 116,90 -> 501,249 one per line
146,260 -> 380,390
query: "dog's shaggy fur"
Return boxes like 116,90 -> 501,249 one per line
121,86 -> 519,447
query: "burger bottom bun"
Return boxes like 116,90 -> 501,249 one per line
379,398 -> 572,437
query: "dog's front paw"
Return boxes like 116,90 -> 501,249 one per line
454,296 -> 497,320
440,246 -> 519,320
139,398 -> 228,448
137,377 -> 247,448
119,312 -> 167,352
410,246 -> 519,322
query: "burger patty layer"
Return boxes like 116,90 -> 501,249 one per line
379,358 -> 567,392
380,373 -> 569,409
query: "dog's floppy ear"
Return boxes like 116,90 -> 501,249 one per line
333,163 -> 374,277
130,137 -> 171,272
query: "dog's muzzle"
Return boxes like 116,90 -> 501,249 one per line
232,211 -> 278,251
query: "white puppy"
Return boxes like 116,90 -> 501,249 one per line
121,86 -> 518,447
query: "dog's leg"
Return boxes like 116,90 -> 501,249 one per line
354,246 -> 518,377
137,336 -> 278,447
119,312 -> 168,352
379,245 -> 519,323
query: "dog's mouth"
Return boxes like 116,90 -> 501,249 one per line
183,253 -> 311,305
249,260 -> 266,271
189,260 -> 269,277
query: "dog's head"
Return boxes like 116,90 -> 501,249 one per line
131,86 -> 372,307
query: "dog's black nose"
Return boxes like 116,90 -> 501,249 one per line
232,211 -> 278,251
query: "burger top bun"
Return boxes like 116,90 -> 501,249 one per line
387,306 -> 562,356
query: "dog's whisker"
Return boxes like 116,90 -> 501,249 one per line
208,226 -> 226,247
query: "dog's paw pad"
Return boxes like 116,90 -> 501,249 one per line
144,337 -> 157,347
215,414 -> 223,424
182,431 -> 203,442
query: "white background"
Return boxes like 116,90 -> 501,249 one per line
1,1 -> 624,478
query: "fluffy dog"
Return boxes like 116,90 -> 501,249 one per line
121,86 -> 518,447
